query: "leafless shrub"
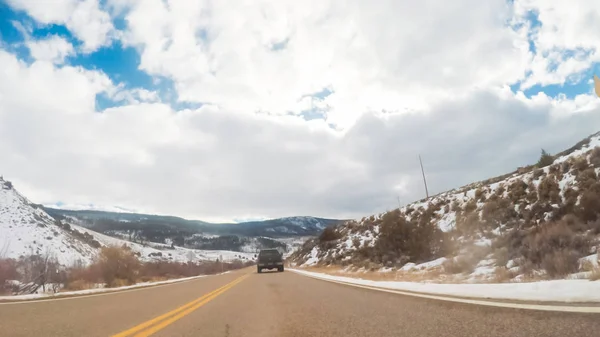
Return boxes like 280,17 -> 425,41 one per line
573,157 -> 589,172
475,188 -> 485,201
482,197 -> 517,230
463,200 -> 477,213
526,189 -> 538,204
456,212 -> 480,235
492,267 -> 516,283
561,160 -> 572,174
508,180 -> 528,203
578,189 -> 600,222
589,147 -> 600,167
319,226 -> 342,243
16,253 -> 63,294
541,249 -> 580,278
537,175 -> 560,204
492,247 -> 510,267
532,169 -> 544,180
442,255 -> 478,274
523,220 -> 590,276
0,258 -> 19,294
96,245 -> 141,287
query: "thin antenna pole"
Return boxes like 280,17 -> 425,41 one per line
419,154 -> 429,198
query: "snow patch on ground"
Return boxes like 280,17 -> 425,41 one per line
290,269 -> 600,303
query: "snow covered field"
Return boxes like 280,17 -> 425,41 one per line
70,224 -> 255,263
290,269 -> 600,303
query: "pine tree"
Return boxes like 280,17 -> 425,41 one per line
537,148 -> 554,167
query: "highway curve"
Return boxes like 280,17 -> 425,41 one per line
1,268 -> 599,337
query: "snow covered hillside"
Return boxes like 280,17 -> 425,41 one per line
0,178 -> 254,266
291,132 -> 600,283
0,178 -> 97,266
69,223 -> 256,263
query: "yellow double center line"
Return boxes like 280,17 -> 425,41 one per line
111,273 -> 250,337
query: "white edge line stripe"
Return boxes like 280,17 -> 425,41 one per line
0,274 -> 220,306
290,269 -> 600,313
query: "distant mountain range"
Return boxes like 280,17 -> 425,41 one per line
43,208 -> 344,239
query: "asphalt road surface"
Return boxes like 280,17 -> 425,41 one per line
1,268 -> 599,337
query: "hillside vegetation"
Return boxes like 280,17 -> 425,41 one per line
291,132 -> 600,282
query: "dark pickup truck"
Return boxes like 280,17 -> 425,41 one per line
257,249 -> 284,273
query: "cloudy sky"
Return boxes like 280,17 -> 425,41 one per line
1,0 -> 599,222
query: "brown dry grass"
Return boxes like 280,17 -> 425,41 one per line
64,279 -> 96,291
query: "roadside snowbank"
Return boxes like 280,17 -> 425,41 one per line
0,272 -> 229,302
291,269 -> 600,303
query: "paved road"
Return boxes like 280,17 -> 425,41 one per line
1,268 -> 599,337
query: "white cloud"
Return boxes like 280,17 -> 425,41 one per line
6,0 -> 114,52
116,0 -> 531,129
1,47 -> 600,222
2,1 -> 600,222
26,35 -> 74,64
514,0 -> 600,89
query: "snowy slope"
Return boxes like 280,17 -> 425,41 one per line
0,178 -> 97,266
291,132 -> 600,282
0,177 -> 255,266
68,223 -> 256,263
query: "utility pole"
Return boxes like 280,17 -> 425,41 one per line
419,154 -> 429,199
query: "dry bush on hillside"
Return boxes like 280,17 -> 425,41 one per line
578,189 -> 600,222
319,226 -> 343,243
589,147 -> 600,167
573,157 -> 589,172
0,258 -> 19,294
522,220 -> 590,278
96,245 -> 141,287
456,212 -> 480,235
450,200 -> 460,212
442,255 -> 478,274
526,189 -> 538,204
481,197 -> 517,230
537,176 -> 560,204
532,169 -> 544,180
475,188 -> 485,201
561,160 -> 572,174
508,180 -> 528,203
463,200 -> 477,213
374,209 -> 447,266
577,168 -> 597,188
16,254 -> 64,294
492,247 -> 510,267
542,249 -> 580,278
492,267 -> 517,283
64,260 -> 101,289
548,164 -> 561,175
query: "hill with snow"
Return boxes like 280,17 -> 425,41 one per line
0,178 -> 98,266
0,178 -> 255,266
291,132 -> 600,282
